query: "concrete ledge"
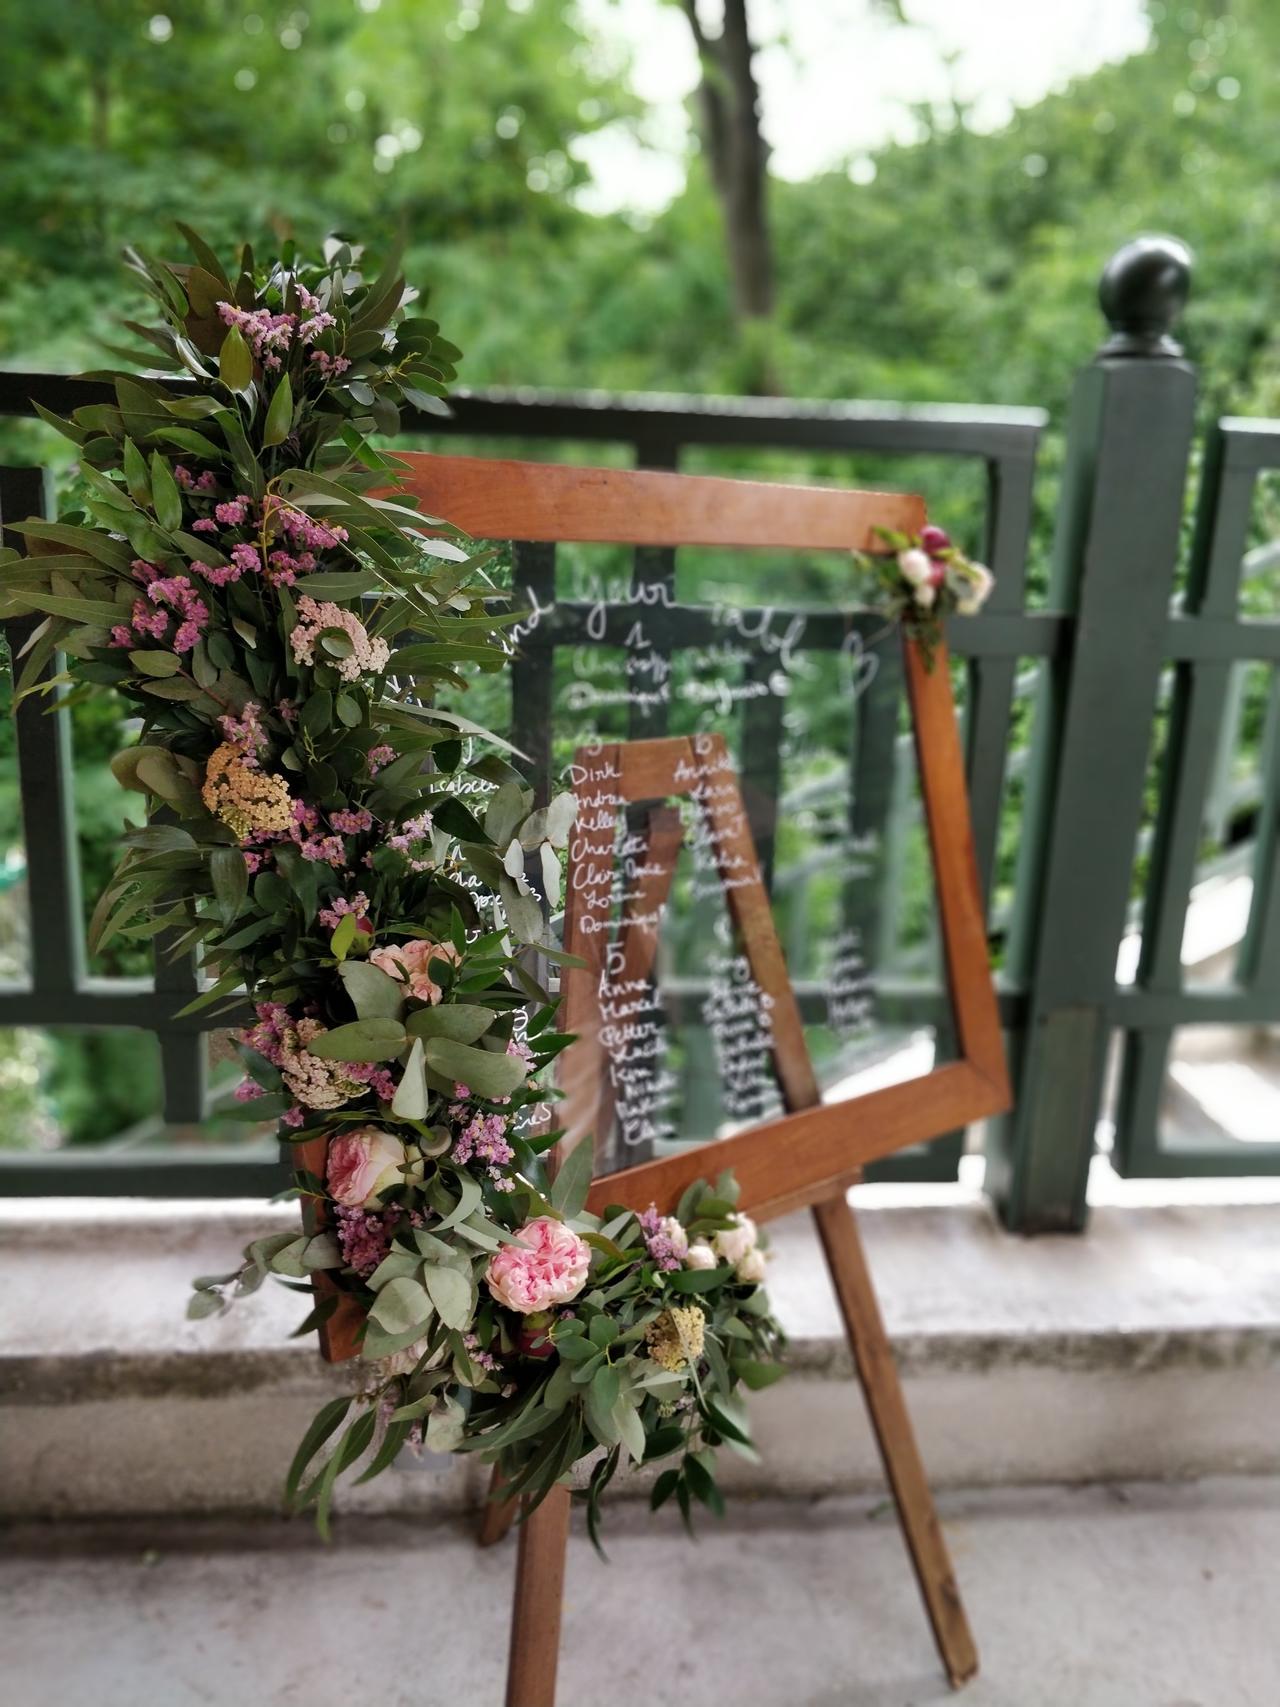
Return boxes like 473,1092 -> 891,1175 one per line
3,1194 -> 1278,1518
7,1481 -> 1280,1707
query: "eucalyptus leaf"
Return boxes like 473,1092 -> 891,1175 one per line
403,1004 -> 496,1045
422,1262 -> 472,1330
128,649 -> 182,678
550,1136 -> 594,1221
369,1276 -> 433,1336
391,1036 -> 428,1118
422,1037 -> 526,1098
497,877 -> 544,945
305,1017 -> 406,1061
338,959 -> 405,1021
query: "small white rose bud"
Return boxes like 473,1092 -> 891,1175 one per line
685,1240 -> 717,1271
898,548 -> 932,586
736,1248 -> 768,1286
956,564 -> 994,616
712,1213 -> 758,1267
659,1216 -> 689,1260
913,581 -> 937,610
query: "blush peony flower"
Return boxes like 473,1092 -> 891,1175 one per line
485,1217 -> 591,1314
712,1213 -> 758,1268
369,938 -> 462,1004
326,1126 -> 406,1208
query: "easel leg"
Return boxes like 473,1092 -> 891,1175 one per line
478,1463 -> 520,1547
504,1483 -> 571,1707
812,1191 -> 979,1688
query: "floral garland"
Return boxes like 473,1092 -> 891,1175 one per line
854,523 -> 994,665
0,229 -> 784,1540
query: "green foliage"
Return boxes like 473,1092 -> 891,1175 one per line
5,1 -> 1280,1153
5,225 -> 788,1534
267,1176 -> 784,1541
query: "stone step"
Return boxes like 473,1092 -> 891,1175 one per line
3,1191 -> 1278,1519
6,1481 -> 1279,1707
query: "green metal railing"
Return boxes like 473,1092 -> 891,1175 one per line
3,234 -> 1279,1226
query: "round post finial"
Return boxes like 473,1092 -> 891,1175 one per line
1097,235 -> 1193,358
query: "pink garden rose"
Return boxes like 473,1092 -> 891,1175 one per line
485,1217 -> 591,1315
326,1125 -> 406,1209
369,937 -> 461,1004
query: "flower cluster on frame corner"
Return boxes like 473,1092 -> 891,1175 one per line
854,522 -> 995,667
0,226 -> 785,1542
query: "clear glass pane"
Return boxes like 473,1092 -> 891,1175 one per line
546,573 -> 954,1182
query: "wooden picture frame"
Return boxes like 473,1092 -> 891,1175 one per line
557,639 -> 1009,1215
296,450 -> 1010,1703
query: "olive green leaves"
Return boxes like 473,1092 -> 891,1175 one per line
263,373 -> 294,446
219,323 -> 253,393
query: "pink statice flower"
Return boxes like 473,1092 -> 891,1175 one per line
229,542 -> 261,579
367,744 -> 395,774
217,301 -> 297,371
173,465 -> 216,494
333,1206 -> 397,1277
218,701 -> 269,765
386,809 -> 434,873
191,556 -> 244,589
108,563 -> 208,655
310,349 -> 351,380
215,497 -> 252,526
299,832 -> 346,867
334,1202 -> 426,1278
318,891 -> 371,931
263,549 -> 312,588
349,1063 -> 398,1103
639,1205 -> 689,1272
262,498 -> 349,555
451,1106 -> 514,1181
296,283 -> 337,344
462,1332 -> 501,1374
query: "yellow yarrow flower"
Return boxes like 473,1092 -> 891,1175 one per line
201,743 -> 294,838
645,1305 -> 705,1373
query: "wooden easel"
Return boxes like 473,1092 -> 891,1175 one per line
304,452 -> 1010,1704
480,636 -> 1007,1703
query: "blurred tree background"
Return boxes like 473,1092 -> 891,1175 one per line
2,0 -> 1278,408
3,0 -> 1279,1147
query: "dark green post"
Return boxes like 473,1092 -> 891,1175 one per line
985,236 -> 1197,1232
